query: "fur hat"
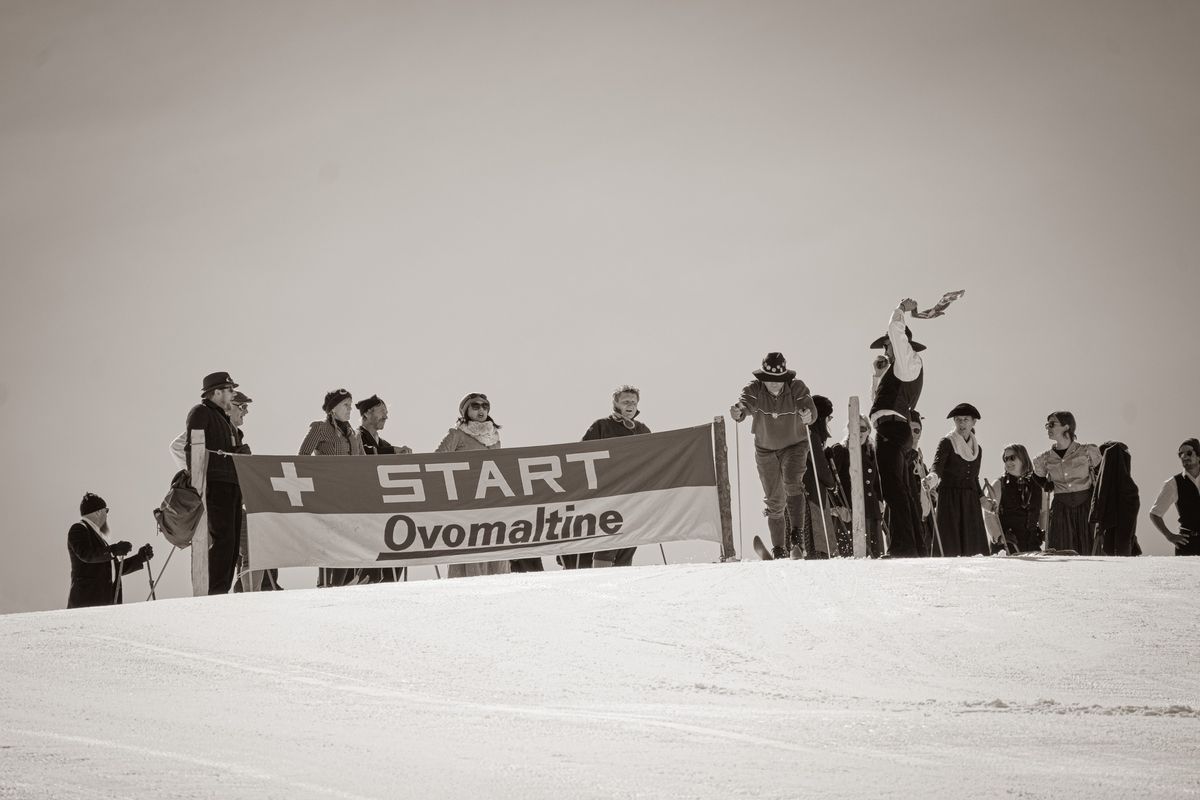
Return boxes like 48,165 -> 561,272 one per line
80,492 -> 107,516
323,389 -> 352,414
752,352 -> 796,383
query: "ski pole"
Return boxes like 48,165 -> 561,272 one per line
659,543 -> 668,565
145,554 -> 157,600
806,427 -> 833,557
112,555 -> 126,605
147,546 -> 176,601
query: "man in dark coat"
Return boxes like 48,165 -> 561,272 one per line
185,371 -> 243,594
356,394 -> 412,582
1090,441 -> 1141,556
67,493 -> 153,608
561,385 -> 652,569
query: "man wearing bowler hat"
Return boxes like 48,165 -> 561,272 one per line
185,371 -> 243,594
868,300 -> 929,558
730,353 -> 818,559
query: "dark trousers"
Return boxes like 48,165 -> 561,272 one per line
594,547 -> 637,567
874,418 -> 922,558
510,558 -> 544,572
560,553 -> 594,569
206,481 -> 243,594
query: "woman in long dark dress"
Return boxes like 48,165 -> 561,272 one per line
932,403 -> 988,557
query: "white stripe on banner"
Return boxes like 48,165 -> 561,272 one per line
247,485 -> 720,570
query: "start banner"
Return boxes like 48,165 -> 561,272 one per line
234,424 -> 723,570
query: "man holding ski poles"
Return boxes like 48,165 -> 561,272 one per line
730,353 -> 817,560
67,493 -> 153,608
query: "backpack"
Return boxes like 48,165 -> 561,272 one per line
153,469 -> 203,548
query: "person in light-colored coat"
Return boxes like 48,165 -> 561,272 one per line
437,393 -> 514,578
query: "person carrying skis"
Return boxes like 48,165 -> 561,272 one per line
730,353 -> 817,560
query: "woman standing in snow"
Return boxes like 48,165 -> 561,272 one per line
983,444 -> 1045,554
299,389 -> 365,587
826,416 -> 884,558
436,393 -> 516,578
932,404 -> 988,557
1033,411 -> 1102,554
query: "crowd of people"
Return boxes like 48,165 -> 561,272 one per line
65,299 -> 1200,608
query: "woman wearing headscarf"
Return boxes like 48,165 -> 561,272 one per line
932,403 -> 988,557
436,393 -> 514,578
983,444 -> 1045,554
299,389 -> 365,587
1033,411 -> 1103,554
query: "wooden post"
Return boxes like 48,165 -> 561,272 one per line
848,397 -> 867,558
189,429 -> 209,596
712,416 -> 737,561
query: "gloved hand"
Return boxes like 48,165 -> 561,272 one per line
109,541 -> 133,557
137,544 -> 154,561
730,404 -> 746,422
799,408 -> 815,424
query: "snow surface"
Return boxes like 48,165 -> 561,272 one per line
1,557 -> 1197,799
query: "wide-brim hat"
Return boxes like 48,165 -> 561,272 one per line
752,352 -> 795,383
946,402 -> 982,420
870,327 -> 926,352
201,371 -> 238,395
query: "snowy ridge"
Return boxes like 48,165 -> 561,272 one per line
1,558 -> 1198,799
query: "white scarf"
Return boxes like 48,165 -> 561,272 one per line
947,430 -> 979,462
459,420 -> 501,447
81,516 -> 110,545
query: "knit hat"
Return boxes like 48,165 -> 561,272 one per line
356,395 -> 384,415
752,352 -> 796,383
323,388 -> 352,413
947,403 -> 982,420
458,392 -> 490,419
80,492 -> 107,516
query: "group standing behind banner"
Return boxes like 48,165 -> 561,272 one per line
62,293 -> 1200,607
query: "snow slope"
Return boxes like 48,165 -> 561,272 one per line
1,558 -> 1197,799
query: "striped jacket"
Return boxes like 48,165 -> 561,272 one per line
299,419 -> 365,456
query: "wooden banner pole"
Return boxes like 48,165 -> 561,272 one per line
848,397 -> 867,558
712,416 -> 737,561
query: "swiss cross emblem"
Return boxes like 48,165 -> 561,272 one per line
271,462 -> 315,507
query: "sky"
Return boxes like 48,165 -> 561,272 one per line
1,0 -> 1197,613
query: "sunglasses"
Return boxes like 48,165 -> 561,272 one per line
1003,454 -> 1018,462
468,402 -> 491,411
1044,422 -> 1060,429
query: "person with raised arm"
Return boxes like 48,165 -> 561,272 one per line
868,299 -> 929,558
730,353 -> 817,560
1148,438 -> 1200,556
